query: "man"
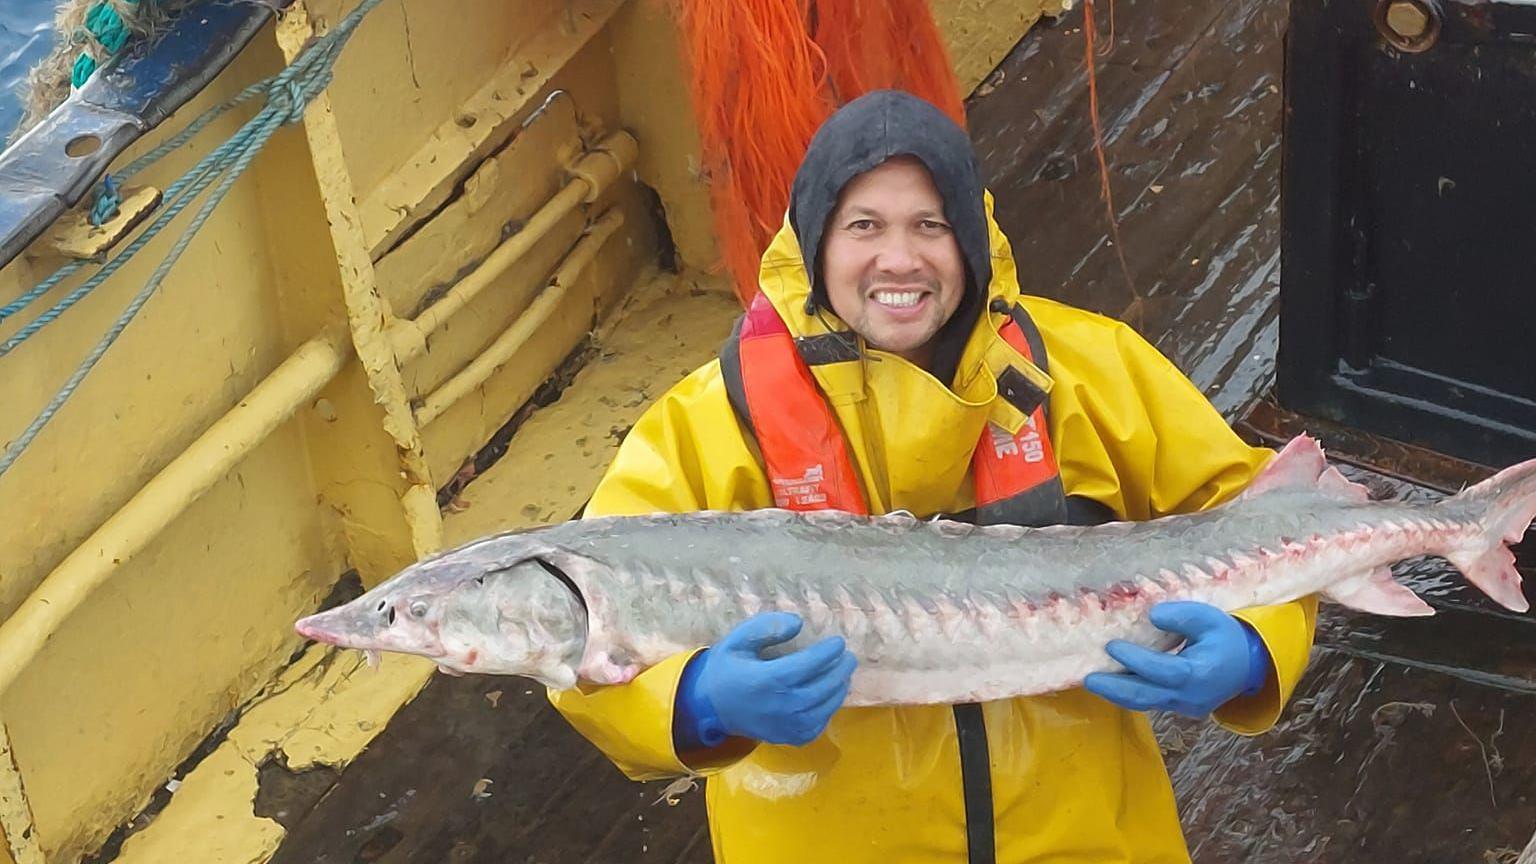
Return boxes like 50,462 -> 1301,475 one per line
550,90 -> 1316,862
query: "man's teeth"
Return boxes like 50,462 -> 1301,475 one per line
873,290 -> 923,308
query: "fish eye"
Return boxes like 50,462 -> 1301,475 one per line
409,601 -> 428,618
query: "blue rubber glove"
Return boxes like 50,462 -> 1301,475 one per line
673,611 -> 857,751
1082,600 -> 1270,718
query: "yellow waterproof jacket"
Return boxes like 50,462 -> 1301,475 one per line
550,203 -> 1317,863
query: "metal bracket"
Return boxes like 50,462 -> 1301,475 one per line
0,0 -> 297,269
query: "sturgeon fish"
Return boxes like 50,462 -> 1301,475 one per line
294,436 -> 1536,706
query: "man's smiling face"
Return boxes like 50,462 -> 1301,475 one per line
819,155 -> 967,370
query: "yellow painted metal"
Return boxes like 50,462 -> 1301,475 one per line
249,80 -> 425,589
0,9 -> 668,852
113,648 -> 432,863
388,133 -> 639,364
0,0 -> 1049,858
391,28 -> 662,488
369,93 -> 583,329
2,423 -> 340,859
0,6 -> 415,855
325,0 -> 630,256
116,748 -> 285,864
0,723 -> 39,864
374,92 -> 589,470
607,0 -> 719,273
0,28 -> 353,859
567,132 -> 639,204
415,208 -> 625,426
0,67 -> 304,622
931,0 -> 1066,93
386,179 -> 585,364
0,328 -> 350,700
276,3 -> 444,565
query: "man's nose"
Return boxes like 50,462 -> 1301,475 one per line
873,231 -> 922,275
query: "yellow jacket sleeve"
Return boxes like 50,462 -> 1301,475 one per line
1029,299 -> 1317,734
546,361 -> 771,779
1220,596 -> 1319,734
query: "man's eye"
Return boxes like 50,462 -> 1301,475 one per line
847,219 -> 877,231
920,220 -> 951,232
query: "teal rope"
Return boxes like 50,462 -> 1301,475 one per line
116,78 -> 269,176
89,174 -> 122,225
0,77 -> 268,319
1,0 -> 385,481
1,130 -> 248,354
3,70 -> 283,334
71,1 -> 141,88
0,261 -> 87,325
3,79 -> 271,321
4,4 -> 368,343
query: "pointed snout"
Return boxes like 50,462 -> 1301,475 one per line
294,610 -> 345,645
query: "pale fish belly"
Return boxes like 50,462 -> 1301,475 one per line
834,508 -> 1494,705
822,567 -> 1222,706
588,504 -> 1445,706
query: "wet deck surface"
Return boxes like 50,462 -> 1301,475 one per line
969,0 -> 1286,416
264,676 -> 711,863
266,0 -> 1536,860
1153,462 -> 1536,862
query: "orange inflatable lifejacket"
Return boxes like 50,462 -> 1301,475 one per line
720,294 -> 1071,526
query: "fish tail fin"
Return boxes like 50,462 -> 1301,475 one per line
1443,456 -> 1536,612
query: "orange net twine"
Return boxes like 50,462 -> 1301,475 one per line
674,0 -> 965,305
1081,0 -> 1139,322
674,0 -> 1130,312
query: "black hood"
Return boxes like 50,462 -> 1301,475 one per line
789,90 -> 990,385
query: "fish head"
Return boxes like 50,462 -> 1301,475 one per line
294,531 -> 519,664
437,556 -> 589,689
295,530 -> 592,688
294,577 -> 453,666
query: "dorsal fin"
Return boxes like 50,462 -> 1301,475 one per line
1317,465 -> 1372,503
1244,435 -> 1327,495
1242,435 -> 1371,502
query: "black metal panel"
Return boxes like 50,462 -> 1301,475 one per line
1278,0 -> 1536,468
